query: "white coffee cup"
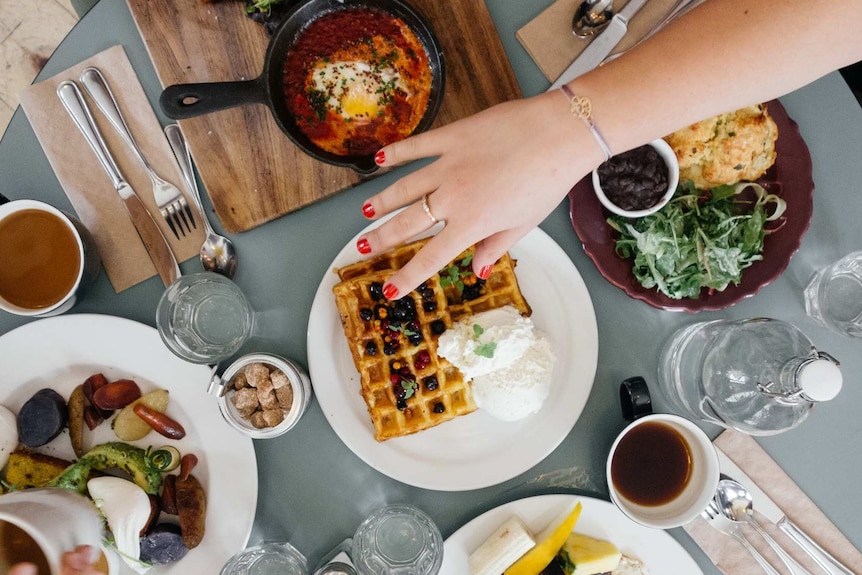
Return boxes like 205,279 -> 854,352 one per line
0,488 -> 109,575
0,196 -> 101,317
606,413 -> 719,529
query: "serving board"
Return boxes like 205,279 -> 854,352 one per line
126,0 -> 522,233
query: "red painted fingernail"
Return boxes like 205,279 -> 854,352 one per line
357,238 -> 371,254
374,150 -> 386,165
382,283 -> 399,300
362,202 -> 375,218
478,265 -> 493,280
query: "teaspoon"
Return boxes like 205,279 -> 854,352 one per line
715,477 -> 814,575
164,124 -> 238,279
572,0 -> 614,38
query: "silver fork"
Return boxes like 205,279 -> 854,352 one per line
78,66 -> 196,239
702,499 -> 782,575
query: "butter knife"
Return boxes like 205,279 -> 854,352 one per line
718,451 -> 858,575
57,80 -> 181,287
549,0 -> 651,90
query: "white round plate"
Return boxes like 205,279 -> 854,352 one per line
307,220 -> 599,491
442,494 -> 705,574
0,314 -> 257,574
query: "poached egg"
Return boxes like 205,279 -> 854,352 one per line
312,60 -> 403,121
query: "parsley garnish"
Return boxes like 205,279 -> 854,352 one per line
401,378 -> 417,399
439,253 -> 475,291
471,324 -> 497,358
307,89 -> 329,121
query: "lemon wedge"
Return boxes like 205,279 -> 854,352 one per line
504,501 -> 583,575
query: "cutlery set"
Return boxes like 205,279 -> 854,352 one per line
704,460 -> 856,575
550,0 -> 702,90
56,68 -> 222,287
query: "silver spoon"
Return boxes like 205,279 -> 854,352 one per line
572,0 -> 614,38
716,477 -> 814,575
164,125 -> 238,279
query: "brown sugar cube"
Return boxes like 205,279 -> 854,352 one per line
261,409 -> 285,427
243,363 -> 271,388
232,387 -> 260,418
270,369 -> 290,390
259,389 -> 280,411
275,384 -> 294,410
249,411 -> 268,429
256,376 -> 274,397
231,371 -> 249,390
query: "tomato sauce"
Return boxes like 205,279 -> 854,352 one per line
283,8 -> 432,156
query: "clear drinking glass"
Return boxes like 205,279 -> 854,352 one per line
803,250 -> 862,337
220,542 -> 308,575
156,272 -> 254,364
352,504 -> 443,575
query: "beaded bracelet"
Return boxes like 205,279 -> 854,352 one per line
560,84 -> 613,161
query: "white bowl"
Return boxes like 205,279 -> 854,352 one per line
592,139 -> 680,219
209,353 -> 313,439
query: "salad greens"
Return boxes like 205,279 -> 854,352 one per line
607,181 -> 786,300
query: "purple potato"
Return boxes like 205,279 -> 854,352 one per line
140,523 -> 189,565
17,388 -> 68,447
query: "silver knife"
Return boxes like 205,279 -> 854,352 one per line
549,0 -> 651,90
718,451 -> 858,575
57,80 -> 181,287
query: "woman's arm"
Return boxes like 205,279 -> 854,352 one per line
356,0 -> 862,299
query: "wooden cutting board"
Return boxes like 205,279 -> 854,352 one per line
125,0 -> 522,233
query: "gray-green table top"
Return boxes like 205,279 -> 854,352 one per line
1,1 -> 860,572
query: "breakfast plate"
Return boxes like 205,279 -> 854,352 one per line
0,314 -> 257,574
307,220 -> 599,491
569,99 -> 814,312
442,494 -> 705,574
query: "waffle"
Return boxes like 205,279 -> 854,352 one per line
332,238 -> 531,441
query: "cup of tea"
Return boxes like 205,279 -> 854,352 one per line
0,196 -> 101,317
0,488 -> 111,575
607,377 -> 719,529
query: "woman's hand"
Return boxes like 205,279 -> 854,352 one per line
355,90 -> 604,299
9,545 -> 102,575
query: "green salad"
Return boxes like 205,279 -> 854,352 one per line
607,181 -> 786,300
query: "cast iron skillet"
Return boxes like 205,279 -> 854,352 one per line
159,0 -> 444,175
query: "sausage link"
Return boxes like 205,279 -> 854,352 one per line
132,404 -> 186,439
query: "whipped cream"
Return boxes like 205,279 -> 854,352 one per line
437,305 -> 555,421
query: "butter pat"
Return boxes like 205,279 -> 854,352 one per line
468,515 -> 536,575
558,532 -> 622,575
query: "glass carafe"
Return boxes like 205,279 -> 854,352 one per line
657,318 -> 842,435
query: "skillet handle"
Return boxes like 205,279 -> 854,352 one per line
159,79 -> 268,119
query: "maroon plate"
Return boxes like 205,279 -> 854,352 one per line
568,100 -> 813,312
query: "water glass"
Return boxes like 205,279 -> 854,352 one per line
156,272 -> 254,364
220,542 -> 307,575
352,504 -> 443,575
803,250 -> 862,337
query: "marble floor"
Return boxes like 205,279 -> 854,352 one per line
0,0 -> 78,136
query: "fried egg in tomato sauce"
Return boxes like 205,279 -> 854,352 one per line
283,8 -> 432,157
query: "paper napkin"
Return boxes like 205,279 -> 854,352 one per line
516,0 -> 689,83
18,45 -> 205,292
684,430 -> 862,575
